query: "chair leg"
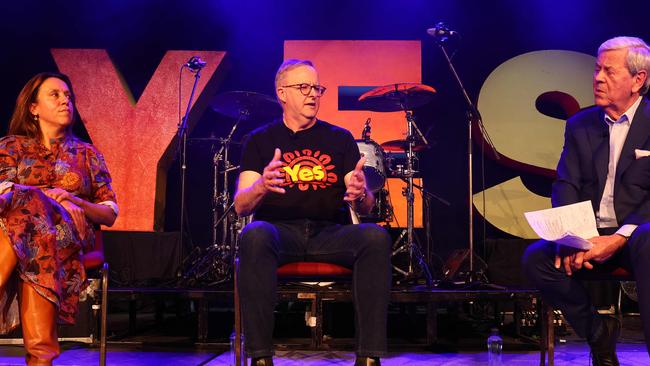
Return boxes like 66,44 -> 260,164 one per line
539,300 -> 546,366
546,304 -> 554,366
538,300 -> 555,366
308,296 -> 318,349
234,258 -> 246,366
315,294 -> 323,349
426,302 -> 438,346
197,298 -> 209,343
100,263 -> 108,366
616,282 -> 624,318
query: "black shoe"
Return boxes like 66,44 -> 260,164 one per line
588,316 -> 621,366
251,356 -> 274,366
355,356 -> 381,366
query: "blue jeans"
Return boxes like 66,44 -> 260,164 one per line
522,224 -> 650,354
237,219 -> 392,358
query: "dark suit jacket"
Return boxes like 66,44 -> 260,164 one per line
552,98 -> 650,227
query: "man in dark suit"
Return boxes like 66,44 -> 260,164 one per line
523,36 -> 650,365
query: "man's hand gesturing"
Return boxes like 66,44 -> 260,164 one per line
344,157 -> 367,202
260,148 -> 286,194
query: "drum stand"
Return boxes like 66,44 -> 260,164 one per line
212,111 -> 245,269
391,107 -> 433,287
179,111 -> 246,286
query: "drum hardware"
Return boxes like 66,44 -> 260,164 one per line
178,91 -> 281,285
385,151 -> 418,179
355,139 -> 387,193
181,203 -> 236,286
357,188 -> 393,223
209,90 -> 283,121
178,122 -> 240,285
189,136 -> 243,145
410,181 -> 450,207
384,179 -> 449,281
381,139 -> 429,153
356,118 -> 389,193
359,83 -> 436,286
390,228 -> 432,283
432,22 -> 500,287
357,83 -> 436,112
361,117 -> 372,141
356,118 -> 395,224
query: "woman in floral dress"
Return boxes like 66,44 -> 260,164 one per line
0,72 -> 118,365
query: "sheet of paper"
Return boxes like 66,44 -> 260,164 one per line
554,233 -> 593,251
524,201 -> 598,250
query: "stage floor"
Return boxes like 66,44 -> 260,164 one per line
0,306 -> 645,365
0,342 -> 646,365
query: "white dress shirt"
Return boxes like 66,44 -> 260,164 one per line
597,96 -> 643,238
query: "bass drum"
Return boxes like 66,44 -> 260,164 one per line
355,139 -> 386,192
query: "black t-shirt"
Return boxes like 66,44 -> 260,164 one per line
239,119 -> 360,223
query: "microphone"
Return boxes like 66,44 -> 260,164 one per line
426,22 -> 459,41
185,56 -> 207,71
361,118 -> 371,141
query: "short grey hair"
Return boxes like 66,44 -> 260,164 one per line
274,59 -> 314,91
598,36 -> 650,95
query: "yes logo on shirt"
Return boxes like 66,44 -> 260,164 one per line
280,149 -> 337,191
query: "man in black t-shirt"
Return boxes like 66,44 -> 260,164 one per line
234,59 -> 391,366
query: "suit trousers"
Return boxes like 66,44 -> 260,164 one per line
523,223 -> 650,354
237,219 -> 392,359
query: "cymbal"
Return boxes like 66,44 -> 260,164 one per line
210,91 -> 282,121
381,139 -> 429,152
358,83 -> 436,112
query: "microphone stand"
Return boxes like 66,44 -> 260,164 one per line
433,36 -> 500,286
176,65 -> 203,265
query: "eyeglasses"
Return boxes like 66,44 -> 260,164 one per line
282,83 -> 327,96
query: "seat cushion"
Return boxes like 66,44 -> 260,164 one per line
575,267 -> 634,281
277,262 -> 352,278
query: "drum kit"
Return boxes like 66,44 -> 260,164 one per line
174,24 -> 496,287
178,83 -> 440,286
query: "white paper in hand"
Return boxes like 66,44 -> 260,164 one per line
524,201 -> 598,250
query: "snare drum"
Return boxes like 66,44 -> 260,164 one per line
355,139 -> 386,192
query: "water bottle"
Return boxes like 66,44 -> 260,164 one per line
229,330 -> 245,366
487,328 -> 503,366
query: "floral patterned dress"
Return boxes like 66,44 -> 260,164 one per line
0,135 -> 116,333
